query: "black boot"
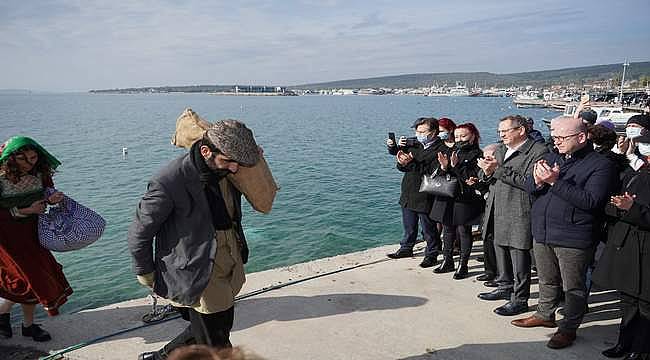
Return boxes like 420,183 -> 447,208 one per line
434,256 -> 455,273
0,313 -> 11,338
453,257 -> 469,280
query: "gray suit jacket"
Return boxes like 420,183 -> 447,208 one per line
480,139 -> 548,250
127,153 -> 245,305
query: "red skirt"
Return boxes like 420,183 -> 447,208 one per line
0,209 -> 72,316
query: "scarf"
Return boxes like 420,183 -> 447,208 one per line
190,141 -> 232,230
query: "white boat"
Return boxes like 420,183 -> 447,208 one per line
448,83 -> 470,96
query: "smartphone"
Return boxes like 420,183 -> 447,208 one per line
388,132 -> 396,144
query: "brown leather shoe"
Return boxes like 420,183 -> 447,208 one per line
547,330 -> 576,349
511,315 -> 557,328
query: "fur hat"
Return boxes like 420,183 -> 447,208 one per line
205,120 -> 260,166
627,114 -> 650,129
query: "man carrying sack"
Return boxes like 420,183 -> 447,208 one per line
128,120 -> 263,360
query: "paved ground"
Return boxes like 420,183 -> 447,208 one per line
0,243 -> 620,359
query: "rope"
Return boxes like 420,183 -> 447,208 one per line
39,256 -> 392,360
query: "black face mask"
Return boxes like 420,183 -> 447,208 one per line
456,141 -> 471,149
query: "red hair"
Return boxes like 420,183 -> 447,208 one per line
455,123 -> 481,144
438,117 -> 456,131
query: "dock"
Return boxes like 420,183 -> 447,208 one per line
1,243 -> 620,359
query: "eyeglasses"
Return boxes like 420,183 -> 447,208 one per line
551,133 -> 581,142
496,126 -> 521,135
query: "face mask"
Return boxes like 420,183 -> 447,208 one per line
417,134 -> 431,144
456,141 -> 471,149
438,132 -> 449,140
638,142 -> 650,156
626,127 -> 642,139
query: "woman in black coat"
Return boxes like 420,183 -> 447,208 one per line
430,123 -> 485,279
592,135 -> 650,360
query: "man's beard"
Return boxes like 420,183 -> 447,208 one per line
205,154 -> 232,178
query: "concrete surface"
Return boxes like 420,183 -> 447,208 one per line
0,243 -> 620,359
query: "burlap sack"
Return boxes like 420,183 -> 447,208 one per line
171,108 -> 212,148
227,157 -> 278,214
171,108 -> 279,214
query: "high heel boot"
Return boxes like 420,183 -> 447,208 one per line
453,256 -> 469,280
434,255 -> 455,273
0,313 -> 12,338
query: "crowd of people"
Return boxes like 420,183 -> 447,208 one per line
1,110 -> 648,359
386,113 -> 650,358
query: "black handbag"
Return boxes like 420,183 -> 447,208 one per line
419,168 -> 458,197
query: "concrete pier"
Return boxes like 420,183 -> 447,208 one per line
1,243 -> 619,359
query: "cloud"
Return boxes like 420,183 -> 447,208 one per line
0,0 -> 648,91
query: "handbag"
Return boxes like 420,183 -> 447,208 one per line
38,188 -> 106,252
419,168 -> 458,197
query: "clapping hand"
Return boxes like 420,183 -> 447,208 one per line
437,152 -> 449,170
477,155 -> 498,176
533,160 -> 560,185
611,192 -> 636,211
465,176 -> 478,186
450,151 -> 459,168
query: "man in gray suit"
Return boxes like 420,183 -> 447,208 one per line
128,120 -> 260,360
477,115 -> 548,316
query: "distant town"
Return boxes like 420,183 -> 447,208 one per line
88,61 -> 650,112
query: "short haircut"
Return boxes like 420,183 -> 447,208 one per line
499,115 -> 529,134
412,117 -> 439,133
589,124 -> 617,150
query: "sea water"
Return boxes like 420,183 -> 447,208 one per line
0,93 -> 558,314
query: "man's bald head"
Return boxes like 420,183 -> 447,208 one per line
550,116 -> 589,154
550,116 -> 587,135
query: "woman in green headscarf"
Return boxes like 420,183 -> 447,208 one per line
0,136 -> 72,342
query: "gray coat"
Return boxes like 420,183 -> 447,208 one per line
480,139 -> 548,250
127,153 -> 246,305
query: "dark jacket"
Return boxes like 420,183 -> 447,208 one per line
528,130 -> 545,144
127,152 -> 247,305
527,144 -> 618,249
480,139 -> 548,249
592,168 -> 650,302
389,138 -> 446,213
429,144 -> 485,225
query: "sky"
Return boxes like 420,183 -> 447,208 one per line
1,0 -> 649,92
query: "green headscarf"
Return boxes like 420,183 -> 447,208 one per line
0,136 -> 61,169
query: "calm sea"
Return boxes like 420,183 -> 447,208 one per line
0,93 -> 559,315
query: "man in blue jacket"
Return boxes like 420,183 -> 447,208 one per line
512,116 -> 618,349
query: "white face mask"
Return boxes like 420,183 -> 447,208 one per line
638,142 -> 650,156
626,127 -> 642,139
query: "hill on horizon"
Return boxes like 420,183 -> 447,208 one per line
85,61 -> 650,93
291,61 -> 650,90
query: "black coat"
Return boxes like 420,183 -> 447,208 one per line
593,168 -> 650,302
389,138 -> 446,213
527,144 -> 618,249
429,144 -> 485,225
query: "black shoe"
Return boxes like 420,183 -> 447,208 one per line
0,313 -> 11,338
387,249 -> 413,259
602,343 -> 628,358
476,273 -> 495,282
433,257 -> 455,273
494,301 -> 529,316
138,351 -> 164,360
419,256 -> 438,268
22,323 -> 51,342
478,288 -> 513,301
483,280 -> 499,288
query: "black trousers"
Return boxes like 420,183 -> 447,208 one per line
482,215 -> 497,277
442,225 -> 472,259
160,306 -> 234,357
618,292 -> 650,353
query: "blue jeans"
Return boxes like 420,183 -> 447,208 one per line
400,207 -> 439,258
